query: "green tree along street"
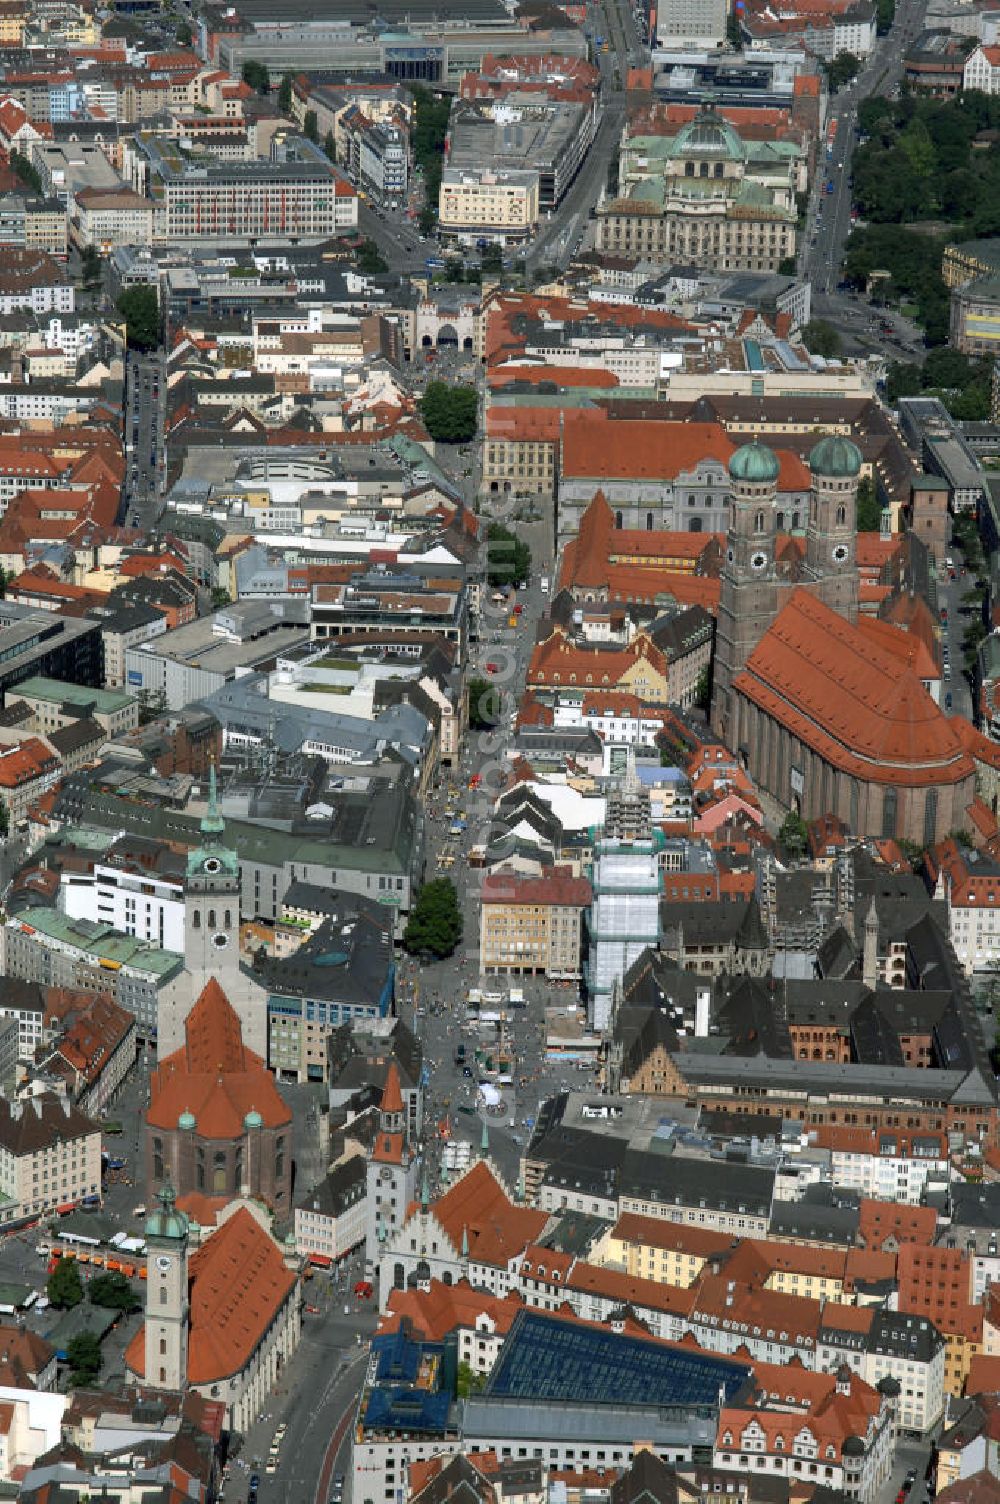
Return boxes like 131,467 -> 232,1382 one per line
277,73 -> 294,114
467,677 -> 501,730
324,130 -> 336,162
89,1272 -> 139,1311
356,239 -> 388,275
10,151 -> 41,194
419,381 -> 477,442
856,475 -> 882,532
842,224 -> 950,344
779,811 -> 810,858
303,110 -> 319,144
241,60 -> 269,94
47,1257 -> 84,1310
116,285 -> 160,351
827,52 -> 860,91
410,85 -> 451,226
0,802 -> 8,840
176,19 -> 192,43
799,320 -> 842,359
886,348 -> 992,419
842,91 -> 1000,341
81,245 -> 102,289
403,878 -> 463,959
486,523 -> 531,590
67,1331 -> 102,1387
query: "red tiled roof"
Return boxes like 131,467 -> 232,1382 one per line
734,590 -> 976,787
378,1278 -> 524,1344
481,868 -> 592,909
858,1198 -> 937,1250
429,1161 -> 546,1267
126,1208 -> 296,1385
148,980 -> 290,1139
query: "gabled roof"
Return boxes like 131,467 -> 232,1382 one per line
125,1208 -> 296,1385
734,589 -> 976,786
428,1161 -> 547,1267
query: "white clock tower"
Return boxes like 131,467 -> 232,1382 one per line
143,1182 -> 189,1393
184,762 -> 241,984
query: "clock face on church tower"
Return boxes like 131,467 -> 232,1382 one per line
751,551 -> 768,572
155,1255 -> 171,1273
832,544 -> 849,564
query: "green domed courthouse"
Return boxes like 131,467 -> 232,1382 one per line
711,437 -> 978,846
596,102 -> 798,271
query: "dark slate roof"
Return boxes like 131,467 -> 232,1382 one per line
816,923 -> 859,980
294,1156 -> 365,1219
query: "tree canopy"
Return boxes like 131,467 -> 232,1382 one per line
886,348 -> 991,418
779,811 -> 809,858
403,878 -> 463,959
856,476 -> 882,532
827,52 -> 860,90
10,151 -> 41,194
67,1331 -> 101,1387
486,523 -> 531,590
419,381 -> 477,442
47,1257 -> 83,1310
241,60 -> 269,94
410,86 -> 451,223
116,284 -> 160,351
467,676 -> 501,730
799,320 -> 842,359
89,1271 -> 139,1311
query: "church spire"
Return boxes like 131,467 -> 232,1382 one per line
201,761 -> 225,841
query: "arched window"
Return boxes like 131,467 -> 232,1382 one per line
160,1285 -> 168,1305
836,505 -> 846,525
646,512 -> 654,530
615,511 -> 623,528
192,910 -> 201,930
207,910 -> 216,930
393,1263 -> 405,1289
792,510 -> 800,529
160,1337 -> 167,1355
224,909 -> 232,930
754,510 -> 765,534
685,161 -> 694,177
699,161 -> 708,177
714,162 -> 724,178
776,511 -> 785,530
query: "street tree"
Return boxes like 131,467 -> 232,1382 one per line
779,811 -> 810,858
47,1257 -> 84,1310
303,110 -> 319,143
90,1272 -> 139,1311
467,677 -> 501,730
800,320 -> 842,360
241,60 -> 270,94
827,52 -> 860,90
419,381 -> 477,442
116,285 -> 160,351
486,523 -> 531,590
403,878 -> 462,959
277,73 -> 294,113
67,1331 -> 101,1386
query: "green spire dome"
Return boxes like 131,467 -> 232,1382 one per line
178,1110 -> 196,1131
809,435 -> 863,478
244,1109 -> 263,1129
186,760 -> 239,879
145,1182 -> 189,1243
728,441 -> 780,484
